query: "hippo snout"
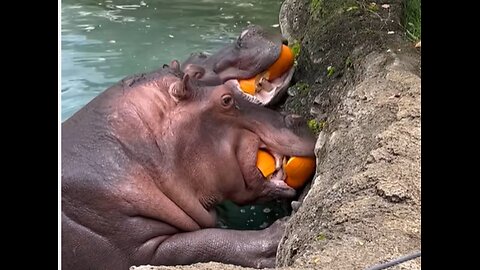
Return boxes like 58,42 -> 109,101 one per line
281,114 -> 317,156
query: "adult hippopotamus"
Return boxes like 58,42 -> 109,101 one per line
181,25 -> 295,105
62,61 -> 316,269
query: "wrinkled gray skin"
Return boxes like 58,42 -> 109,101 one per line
181,25 -> 283,85
62,61 -> 316,270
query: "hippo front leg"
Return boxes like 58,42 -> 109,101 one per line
148,218 -> 287,268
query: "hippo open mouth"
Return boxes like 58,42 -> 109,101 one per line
226,44 -> 295,106
181,25 -> 296,106
226,67 -> 294,106
254,141 -> 315,192
229,96 -> 316,193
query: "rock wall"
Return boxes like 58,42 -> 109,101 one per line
276,0 -> 421,269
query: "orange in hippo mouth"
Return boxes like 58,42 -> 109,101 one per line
255,148 -> 315,189
256,149 -> 276,177
233,45 -> 295,105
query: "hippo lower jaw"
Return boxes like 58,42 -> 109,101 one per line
226,66 -> 295,105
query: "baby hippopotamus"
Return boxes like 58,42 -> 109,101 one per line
61,61 -> 316,269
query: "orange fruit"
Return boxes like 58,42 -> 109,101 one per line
238,45 -> 294,95
256,150 -> 276,178
284,156 -> 315,189
238,77 -> 257,95
265,44 -> 294,80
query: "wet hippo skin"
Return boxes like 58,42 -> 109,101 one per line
61,61 -> 315,269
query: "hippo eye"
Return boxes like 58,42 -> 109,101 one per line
221,94 -> 234,108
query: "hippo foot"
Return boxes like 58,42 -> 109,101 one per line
245,216 -> 290,268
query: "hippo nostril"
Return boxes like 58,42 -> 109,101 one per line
282,37 -> 288,46
285,114 -> 304,128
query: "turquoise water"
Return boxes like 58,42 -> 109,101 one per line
62,0 -> 291,230
61,0 -> 284,121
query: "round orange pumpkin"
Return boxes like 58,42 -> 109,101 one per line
238,45 -> 294,95
284,156 -> 315,189
266,44 -> 294,80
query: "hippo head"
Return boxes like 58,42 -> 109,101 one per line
181,25 -> 295,105
166,65 -> 315,205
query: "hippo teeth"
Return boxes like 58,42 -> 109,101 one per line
269,168 -> 285,182
227,66 -> 295,105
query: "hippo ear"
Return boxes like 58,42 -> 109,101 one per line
169,60 -> 181,72
162,60 -> 181,72
168,74 -> 194,103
